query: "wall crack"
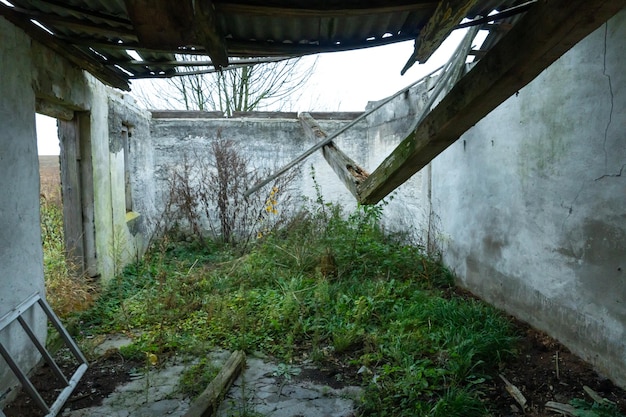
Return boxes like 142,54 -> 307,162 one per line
601,21 -> 615,173
595,163 -> 625,181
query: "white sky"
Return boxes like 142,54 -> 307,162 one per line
36,27 -> 480,155
36,113 -> 60,155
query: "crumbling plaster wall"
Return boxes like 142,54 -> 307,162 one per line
106,94 -> 155,275
427,11 -> 625,386
0,15 -> 149,400
151,116 -> 365,213
0,16 -> 47,401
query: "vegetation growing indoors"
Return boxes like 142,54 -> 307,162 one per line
39,147 -> 625,416
67,194 -> 518,416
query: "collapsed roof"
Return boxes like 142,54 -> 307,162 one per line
1,0 -> 622,202
1,0 -> 529,90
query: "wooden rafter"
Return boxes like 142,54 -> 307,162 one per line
30,13 -> 135,39
299,113 -> 369,200
190,0 -> 228,68
358,0 -> 626,204
32,0 -> 131,27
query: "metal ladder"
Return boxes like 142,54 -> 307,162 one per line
0,292 -> 88,417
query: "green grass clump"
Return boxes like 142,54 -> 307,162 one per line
178,357 -> 220,398
76,200 -> 518,416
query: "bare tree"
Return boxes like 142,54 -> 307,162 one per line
132,56 -> 316,115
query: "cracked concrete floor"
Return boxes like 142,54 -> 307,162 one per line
62,347 -> 362,417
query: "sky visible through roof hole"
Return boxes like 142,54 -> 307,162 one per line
36,27 -> 486,155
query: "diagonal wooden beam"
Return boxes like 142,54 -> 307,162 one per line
299,113 -> 369,200
359,0 -> 626,204
402,0 -> 480,74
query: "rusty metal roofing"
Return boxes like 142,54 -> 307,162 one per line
0,0 -> 528,90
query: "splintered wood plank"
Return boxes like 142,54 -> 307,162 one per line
358,0 -> 626,205
299,113 -> 369,200
124,0 -> 228,67
402,0 -> 480,73
183,350 -> 245,417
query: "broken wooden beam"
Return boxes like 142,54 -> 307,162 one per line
499,374 -> 527,411
358,0 -> 626,204
183,350 -> 245,417
299,113 -> 369,200
545,401 -> 578,416
190,0 -> 229,69
402,0 -> 480,74
243,65 -> 445,197
124,0 -> 228,69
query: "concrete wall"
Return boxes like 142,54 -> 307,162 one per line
0,15 -> 149,401
149,114 -> 428,240
104,94 -> 155,275
0,17 -> 47,401
429,11 -> 626,386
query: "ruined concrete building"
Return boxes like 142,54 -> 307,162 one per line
1,0 -> 625,411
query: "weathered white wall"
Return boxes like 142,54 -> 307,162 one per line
150,114 -> 427,240
0,15 -> 150,401
151,116 -> 363,210
106,93 -> 156,270
0,17 -> 47,402
430,11 -> 626,386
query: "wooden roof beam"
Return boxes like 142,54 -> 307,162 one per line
123,0 -> 228,68
359,0 -> 626,204
190,0 -> 228,68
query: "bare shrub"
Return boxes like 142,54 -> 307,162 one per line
159,134 -> 298,249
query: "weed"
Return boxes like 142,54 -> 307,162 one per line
159,135 -> 298,251
570,399 -> 625,417
74,197 -> 518,416
179,358 -> 220,398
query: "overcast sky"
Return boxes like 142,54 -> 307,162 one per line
36,28 -> 476,155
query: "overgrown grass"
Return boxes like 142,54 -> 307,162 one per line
74,196 -> 519,416
41,196 -> 94,317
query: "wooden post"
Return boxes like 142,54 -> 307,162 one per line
183,350 -> 246,417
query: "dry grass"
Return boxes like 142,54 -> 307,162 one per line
39,155 -> 96,317
39,155 -> 62,205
